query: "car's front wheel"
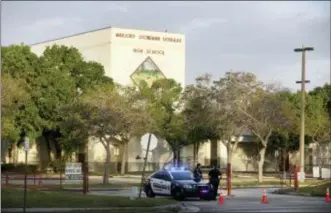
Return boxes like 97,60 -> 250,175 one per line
172,188 -> 185,201
145,187 -> 155,198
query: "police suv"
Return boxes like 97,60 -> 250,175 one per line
143,167 -> 214,200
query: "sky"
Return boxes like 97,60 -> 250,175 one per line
1,1 -> 330,91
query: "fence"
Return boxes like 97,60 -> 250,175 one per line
1,174 -> 65,188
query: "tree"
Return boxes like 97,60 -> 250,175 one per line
1,45 -> 41,161
139,79 -> 187,166
81,84 -> 123,184
211,72 -> 260,173
182,74 -> 219,165
110,85 -> 153,175
306,86 -> 331,144
239,85 -> 290,182
2,44 -> 113,170
1,74 -> 30,162
306,86 -> 331,178
1,74 -> 29,141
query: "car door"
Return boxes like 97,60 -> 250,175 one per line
150,172 -> 163,194
162,172 -> 172,195
156,171 -> 168,195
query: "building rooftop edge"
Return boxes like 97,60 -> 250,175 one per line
29,26 -> 185,46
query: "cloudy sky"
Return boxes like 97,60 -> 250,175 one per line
2,1 -> 330,91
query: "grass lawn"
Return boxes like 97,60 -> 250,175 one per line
274,181 -> 331,197
62,180 -> 289,189
231,179 -> 327,186
63,183 -> 141,189
1,188 -> 178,208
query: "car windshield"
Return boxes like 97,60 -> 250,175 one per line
171,171 -> 194,180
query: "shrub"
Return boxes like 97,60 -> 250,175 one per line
1,163 -> 38,174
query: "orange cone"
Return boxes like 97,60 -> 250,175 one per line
261,189 -> 268,204
325,188 -> 330,202
218,190 -> 224,205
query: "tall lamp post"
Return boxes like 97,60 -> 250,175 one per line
328,68 -> 331,189
294,45 -> 314,178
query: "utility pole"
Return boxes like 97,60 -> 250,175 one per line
23,137 -> 30,213
294,45 -> 314,177
328,68 -> 331,190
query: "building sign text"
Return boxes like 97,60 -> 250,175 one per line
133,48 -> 164,55
116,32 -> 182,43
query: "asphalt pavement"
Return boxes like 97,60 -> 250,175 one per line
88,187 -> 331,212
183,188 -> 331,212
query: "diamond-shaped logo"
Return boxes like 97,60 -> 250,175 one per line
130,57 -> 166,87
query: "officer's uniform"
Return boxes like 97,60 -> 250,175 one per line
193,167 -> 202,182
208,167 -> 222,198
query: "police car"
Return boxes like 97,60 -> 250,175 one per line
143,167 -> 214,200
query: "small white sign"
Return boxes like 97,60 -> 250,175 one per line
313,167 -> 320,178
24,137 -> 30,152
297,172 -> 305,181
65,163 -> 83,184
321,168 -> 331,179
130,186 -> 138,200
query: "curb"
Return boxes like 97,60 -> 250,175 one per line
1,204 -> 182,213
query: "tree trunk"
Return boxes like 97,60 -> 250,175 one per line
227,142 -> 235,177
42,130 -> 52,162
193,142 -> 197,166
120,142 -> 128,175
178,149 -> 181,167
103,142 -> 111,184
258,145 -> 267,183
210,139 -> 218,167
282,150 -> 286,172
172,149 -> 177,167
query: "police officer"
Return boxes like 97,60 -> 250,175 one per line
193,163 -> 202,182
208,164 -> 222,199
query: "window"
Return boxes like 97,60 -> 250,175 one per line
161,172 -> 172,181
170,171 -> 194,181
152,172 -> 162,179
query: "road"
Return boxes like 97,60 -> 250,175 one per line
183,188 -> 331,212
90,188 -> 330,212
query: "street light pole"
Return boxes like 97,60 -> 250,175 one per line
294,45 -> 314,176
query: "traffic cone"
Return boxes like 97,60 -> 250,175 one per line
261,189 -> 268,204
218,190 -> 224,205
325,188 -> 330,202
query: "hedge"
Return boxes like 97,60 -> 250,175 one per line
1,163 -> 39,174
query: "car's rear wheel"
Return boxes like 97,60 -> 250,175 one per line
145,187 -> 155,198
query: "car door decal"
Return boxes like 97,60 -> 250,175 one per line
151,178 -> 163,193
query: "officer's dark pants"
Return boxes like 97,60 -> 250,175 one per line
210,178 -> 220,198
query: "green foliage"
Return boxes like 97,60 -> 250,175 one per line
1,44 -> 113,161
182,74 -> 219,152
138,78 -> 188,165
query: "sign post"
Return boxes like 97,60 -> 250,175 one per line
294,165 -> 299,192
138,133 -> 152,198
23,137 -> 30,213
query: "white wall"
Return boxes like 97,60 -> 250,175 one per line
30,27 -> 185,87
